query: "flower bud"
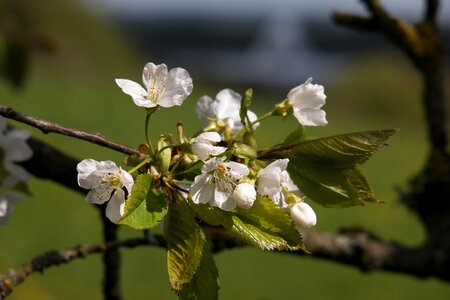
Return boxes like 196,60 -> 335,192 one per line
232,182 -> 256,209
290,201 -> 317,228
273,99 -> 293,118
232,142 -> 257,160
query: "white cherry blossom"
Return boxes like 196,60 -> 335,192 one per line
290,201 -> 317,228
0,117 -> 33,187
190,156 -> 255,211
0,192 -> 23,225
287,78 -> 327,126
257,158 -> 300,208
77,159 -> 134,223
196,89 -> 258,133
191,132 -> 227,161
116,62 -> 193,108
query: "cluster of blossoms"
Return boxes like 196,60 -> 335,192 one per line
77,62 -> 326,232
0,117 -> 33,225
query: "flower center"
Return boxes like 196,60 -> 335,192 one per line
147,74 -> 166,103
213,163 -> 240,195
101,173 -> 122,189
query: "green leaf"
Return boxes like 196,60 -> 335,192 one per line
157,133 -> 173,175
284,130 -> 397,207
188,200 -> 233,229
230,196 -> 304,251
165,200 -> 205,291
12,181 -> 32,196
239,88 -> 253,129
145,188 -> 169,225
177,242 -> 219,300
292,130 -> 397,168
178,160 -> 203,181
119,174 -> 157,229
283,125 -> 306,145
289,164 -> 373,207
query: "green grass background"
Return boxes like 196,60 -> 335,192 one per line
1,1 -> 450,299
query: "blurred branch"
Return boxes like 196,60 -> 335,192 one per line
0,105 -> 140,156
332,0 -> 450,277
425,0 -> 439,23
0,236 -> 166,299
101,213 -> 121,300
3,224 -> 450,300
332,0 -> 448,153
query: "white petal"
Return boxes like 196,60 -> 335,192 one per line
196,95 -> 215,121
213,189 -> 236,211
290,202 -> 317,228
214,89 -> 241,120
78,170 -> 103,189
202,157 -> 224,173
119,168 -> 134,193
0,117 -> 6,132
105,189 -> 126,224
190,174 -> 214,204
283,171 -> 301,194
224,161 -> 249,176
197,132 -> 222,143
257,171 -> 282,197
4,162 -> 30,182
209,145 -> 227,157
142,62 -> 168,90
77,159 -> 99,177
192,142 -> 214,161
0,198 -> 9,217
115,79 -> 147,99
132,97 -> 157,108
233,183 -> 256,209
85,188 -> 112,204
3,129 -> 33,161
271,190 -> 288,208
293,109 -> 327,126
158,67 -> 193,107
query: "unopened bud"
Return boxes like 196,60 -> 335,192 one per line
233,183 -> 256,209
290,201 -> 317,228
232,142 -> 257,160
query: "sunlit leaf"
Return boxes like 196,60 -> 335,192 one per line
188,200 -> 233,228
120,174 -> 157,229
177,242 -> 219,300
165,200 -> 205,291
283,130 -> 396,207
230,196 -> 304,251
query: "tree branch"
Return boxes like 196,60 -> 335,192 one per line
332,0 -> 448,152
424,0 -> 439,23
332,0 -> 450,269
332,13 -> 377,31
3,225 -> 450,300
0,105 -> 140,156
0,236 -> 166,299
101,212 -> 121,300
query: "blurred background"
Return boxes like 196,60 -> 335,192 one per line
1,0 -> 450,299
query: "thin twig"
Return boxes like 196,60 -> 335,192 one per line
0,105 -> 140,156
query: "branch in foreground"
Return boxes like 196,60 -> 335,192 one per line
2,227 -> 450,299
0,105 -> 140,156
0,236 -> 166,299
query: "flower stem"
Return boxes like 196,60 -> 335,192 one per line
128,157 -> 152,174
145,108 -> 158,154
233,110 -> 275,138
